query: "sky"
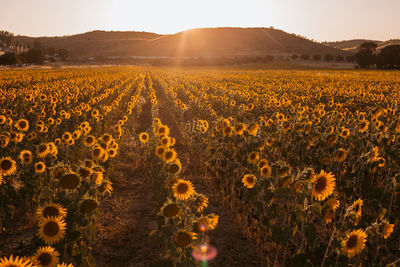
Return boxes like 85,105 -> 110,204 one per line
1,0 -> 400,42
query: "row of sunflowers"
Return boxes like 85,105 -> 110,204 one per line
149,69 -> 399,266
0,68 -> 145,267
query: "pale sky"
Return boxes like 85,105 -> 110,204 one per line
1,0 -> 400,41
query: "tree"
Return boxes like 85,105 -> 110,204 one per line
345,55 -> 356,62
25,48 -> 44,64
0,52 -> 18,65
58,49 -> 69,61
300,54 -> 310,60
336,55 -> 344,62
0,31 -> 14,47
313,54 -> 321,61
355,42 -> 377,68
324,54 -> 334,61
376,44 -> 400,69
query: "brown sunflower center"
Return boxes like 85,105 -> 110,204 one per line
43,207 -> 59,218
174,232 -> 192,247
18,121 -> 27,128
177,183 -> 189,194
37,164 -> 44,170
60,174 -> 80,189
1,159 -> 12,171
165,151 -> 173,160
164,204 -> 180,217
346,235 -> 358,249
247,176 -> 254,183
315,176 -> 327,192
44,221 -> 59,236
169,163 -> 180,174
38,252 -> 52,266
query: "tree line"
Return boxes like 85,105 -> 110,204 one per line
355,42 -> 400,69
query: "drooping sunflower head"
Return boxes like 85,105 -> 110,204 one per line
382,221 -> 394,239
36,203 -> 67,220
33,246 -> 60,267
37,217 -> 66,245
353,198 -> 363,218
159,199 -> 181,218
194,194 -> 209,213
341,229 -> 367,258
173,230 -> 197,248
312,170 -> 335,201
334,148 -> 348,162
172,179 -> 196,200
80,199 -> 99,214
242,174 -> 256,188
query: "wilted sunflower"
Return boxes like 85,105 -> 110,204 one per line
173,179 -> 196,200
167,159 -> 182,174
0,157 -> 17,176
312,170 -> 335,201
353,198 -> 363,219
382,221 -> 394,239
341,229 -> 367,258
247,151 -> 259,164
37,203 -> 67,220
324,208 -> 335,224
38,217 -> 66,244
194,194 -> 209,213
173,230 -> 197,247
59,173 -> 80,190
80,199 -> 99,214
35,161 -> 46,174
33,246 -> 59,267
0,255 -> 33,267
139,132 -> 149,143
334,148 -> 348,162
242,174 -> 256,188
91,171 -> 103,184
159,199 -> 182,218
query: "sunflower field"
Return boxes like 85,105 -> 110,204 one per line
0,67 -> 399,266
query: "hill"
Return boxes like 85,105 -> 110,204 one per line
325,39 -> 400,52
14,27 -> 346,59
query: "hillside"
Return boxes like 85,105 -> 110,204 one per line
325,39 -> 400,52
14,27 -> 346,59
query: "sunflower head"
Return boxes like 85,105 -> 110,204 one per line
37,203 -> 67,220
0,157 -> 17,176
312,170 -> 335,201
59,173 -> 80,190
38,217 -> 66,244
0,255 -> 34,267
173,230 -> 197,247
341,229 -> 367,258
34,246 -> 60,267
172,179 -> 196,200
139,132 -> 149,143
242,174 -> 256,188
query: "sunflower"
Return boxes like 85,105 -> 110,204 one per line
194,194 -> 209,213
78,167 -> 93,179
173,179 -> 196,200
242,174 -> 256,188
0,157 -> 17,176
91,171 -> 103,184
260,165 -> 272,177
80,199 -> 99,214
382,221 -> 394,239
0,255 -> 33,267
35,161 -> 46,174
36,203 -> 67,220
334,148 -> 348,162
37,144 -> 50,158
38,217 -> 66,244
222,126 -> 233,137
312,170 -> 335,201
247,151 -> 259,164
139,132 -> 149,143
14,119 -> 29,132
359,119 -> 369,133
353,198 -> 363,219
167,159 -> 182,174
163,149 -> 177,163
207,214 -> 219,230
339,127 -> 350,138
61,132 -> 72,142
91,146 -> 105,161
341,229 -> 367,258
155,146 -> 166,159
247,123 -> 259,136
156,125 -> 170,136
20,150 -> 33,165
83,135 -> 96,147
159,136 -> 171,147
33,246 -> 59,267
173,230 -> 197,247
324,208 -> 335,224
257,159 -> 268,170
99,181 -> 113,195
325,198 -> 340,211
56,263 -> 74,267
159,200 -> 182,218
234,123 -> 246,135
326,134 -> 337,146
59,173 -> 80,190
